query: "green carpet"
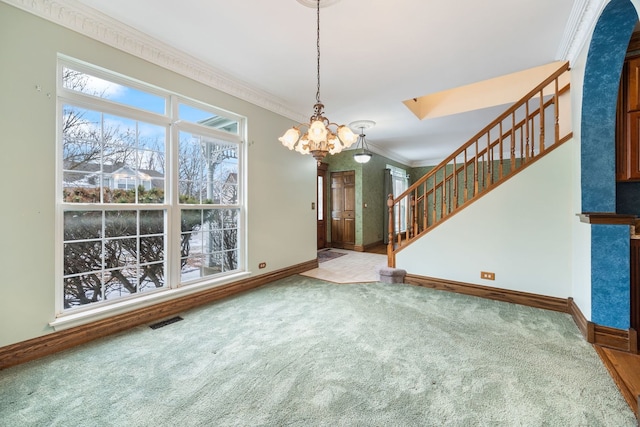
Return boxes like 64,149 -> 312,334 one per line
0,276 -> 636,426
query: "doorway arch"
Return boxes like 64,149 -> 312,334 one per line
581,0 -> 638,328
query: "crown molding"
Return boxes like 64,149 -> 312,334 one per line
556,0 -> 608,64
1,0 -> 308,123
366,143 -> 414,167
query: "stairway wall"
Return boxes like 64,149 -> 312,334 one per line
396,140 -> 575,299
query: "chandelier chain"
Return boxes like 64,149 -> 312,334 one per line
316,0 -> 321,104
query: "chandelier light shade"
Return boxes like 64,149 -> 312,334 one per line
279,0 -> 357,164
351,120 -> 375,164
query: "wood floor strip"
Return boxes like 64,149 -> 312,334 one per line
594,346 -> 640,418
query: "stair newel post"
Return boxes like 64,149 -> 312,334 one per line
539,89 -> 545,153
386,193 -> 395,268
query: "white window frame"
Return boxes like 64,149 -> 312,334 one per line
53,56 -> 247,328
170,110 -> 244,286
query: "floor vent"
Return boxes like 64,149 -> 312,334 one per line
149,316 -> 183,330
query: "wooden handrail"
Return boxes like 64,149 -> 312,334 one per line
387,62 -> 572,266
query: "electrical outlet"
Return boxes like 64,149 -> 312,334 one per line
259,262 -> 266,269
480,271 -> 495,280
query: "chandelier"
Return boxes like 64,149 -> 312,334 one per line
279,0 -> 357,164
350,120 -> 375,164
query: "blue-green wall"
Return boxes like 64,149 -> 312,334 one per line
581,0 -> 638,329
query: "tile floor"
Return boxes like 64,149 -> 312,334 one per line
301,249 -> 387,283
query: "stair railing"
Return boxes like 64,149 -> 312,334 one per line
387,62 -> 572,267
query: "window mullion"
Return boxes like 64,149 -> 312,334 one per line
168,95 -> 181,289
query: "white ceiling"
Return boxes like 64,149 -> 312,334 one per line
72,0 -> 578,166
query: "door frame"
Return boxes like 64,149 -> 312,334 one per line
317,162 -> 328,249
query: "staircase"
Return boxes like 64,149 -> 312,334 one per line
387,62 -> 572,267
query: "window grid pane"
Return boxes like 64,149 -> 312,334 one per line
180,208 -> 239,283
62,105 -> 166,205
62,210 -> 168,309
178,132 -> 239,205
62,66 -> 166,114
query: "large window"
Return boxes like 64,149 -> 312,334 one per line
58,58 -> 244,314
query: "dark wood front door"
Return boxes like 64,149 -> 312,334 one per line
317,163 -> 328,249
331,170 -> 355,249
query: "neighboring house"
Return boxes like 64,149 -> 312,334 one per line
109,165 -> 153,190
63,162 -> 163,191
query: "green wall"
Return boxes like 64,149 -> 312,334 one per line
323,151 -> 413,249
